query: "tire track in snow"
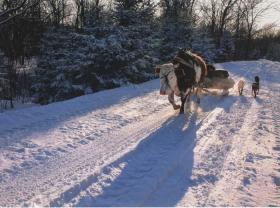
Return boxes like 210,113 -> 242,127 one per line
62,105 -> 221,206
0,89 -> 170,176
265,62 -> 280,205
0,107 -> 174,206
142,67 -> 257,205
184,96 -> 253,206
15,88 -> 237,206
204,60 -> 280,206
161,61 -> 264,206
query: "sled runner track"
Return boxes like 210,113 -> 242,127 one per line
0,77 -> 238,206
204,62 -> 267,205
145,60 -> 277,206
0,87 -> 172,176
51,84 -> 239,206
58,107 -> 220,206
0,88 -> 166,149
0,107 -> 175,206
44,108 -> 217,206
205,62 -> 264,206
55,87 -> 252,206
200,61 -> 280,206
264,62 -> 280,205
146,92 -> 255,206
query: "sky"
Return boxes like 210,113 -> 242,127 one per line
258,0 -> 280,28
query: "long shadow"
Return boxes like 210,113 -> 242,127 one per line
199,94 -> 249,114
0,80 -> 160,149
49,79 -> 244,207
50,113 -> 197,207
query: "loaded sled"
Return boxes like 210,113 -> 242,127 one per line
172,50 -> 234,95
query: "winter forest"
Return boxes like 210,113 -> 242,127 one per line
0,0 -> 280,108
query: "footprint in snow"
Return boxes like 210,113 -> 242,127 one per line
79,140 -> 89,145
20,141 -> 38,148
85,136 -> 95,141
35,154 -> 48,161
56,147 -> 68,153
273,146 -> 280,151
7,146 -> 25,153
44,150 -> 54,156
272,176 -> 280,187
67,144 -> 77,148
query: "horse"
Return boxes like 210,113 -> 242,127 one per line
155,51 -> 207,114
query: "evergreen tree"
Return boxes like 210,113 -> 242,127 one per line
190,28 -> 217,62
115,0 -> 138,26
114,0 -> 155,26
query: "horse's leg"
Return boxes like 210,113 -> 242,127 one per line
168,91 -> 180,110
180,89 -> 191,114
180,95 -> 186,114
252,89 -> 256,98
195,87 -> 202,104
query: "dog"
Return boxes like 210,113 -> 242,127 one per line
237,80 -> 245,95
252,76 -> 259,98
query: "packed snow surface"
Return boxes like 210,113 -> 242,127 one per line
0,60 -> 279,206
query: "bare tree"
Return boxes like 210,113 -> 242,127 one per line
0,0 -> 38,25
218,0 -> 238,37
75,0 -> 85,29
200,0 -> 219,35
45,0 -> 70,26
243,0 -> 272,41
0,0 -> 44,108
200,0 -> 238,44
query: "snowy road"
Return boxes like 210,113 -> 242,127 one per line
0,60 -> 279,206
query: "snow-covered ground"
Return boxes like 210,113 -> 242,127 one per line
0,60 -> 279,206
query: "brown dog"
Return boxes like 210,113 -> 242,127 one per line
237,80 -> 245,95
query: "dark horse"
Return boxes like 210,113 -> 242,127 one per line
155,50 -> 207,114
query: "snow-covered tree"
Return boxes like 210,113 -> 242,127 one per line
189,28 -> 217,62
114,0 -> 156,26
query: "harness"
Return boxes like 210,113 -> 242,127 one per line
173,55 -> 197,91
173,56 -> 195,70
173,50 -> 207,86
